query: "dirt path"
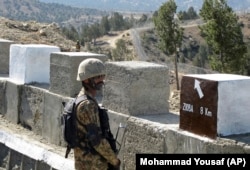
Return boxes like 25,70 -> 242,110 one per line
98,30 -> 131,48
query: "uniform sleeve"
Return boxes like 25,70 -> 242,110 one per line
76,99 -> 119,166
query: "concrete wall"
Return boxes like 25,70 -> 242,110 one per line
0,78 -> 6,115
122,117 -> 250,169
1,72 -> 250,170
0,39 -> 14,74
0,128 -> 74,170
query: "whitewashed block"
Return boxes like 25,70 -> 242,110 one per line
180,74 -> 250,139
9,44 -> 60,84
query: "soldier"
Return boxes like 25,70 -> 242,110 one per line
74,58 -> 120,170
76,40 -> 81,52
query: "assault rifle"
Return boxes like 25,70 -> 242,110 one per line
99,106 -> 127,170
99,107 -> 119,170
98,107 -> 118,153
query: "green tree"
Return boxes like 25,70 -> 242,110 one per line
80,25 -> 92,43
61,25 -> 79,41
199,0 -> 247,74
109,12 -> 124,31
100,15 -> 110,35
187,7 -> 198,19
178,7 -> 198,20
138,14 -> 148,26
90,23 -> 101,45
112,39 -> 132,61
153,0 -> 183,90
198,44 -> 209,68
193,55 -> 201,67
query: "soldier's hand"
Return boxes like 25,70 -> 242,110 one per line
113,158 -> 120,169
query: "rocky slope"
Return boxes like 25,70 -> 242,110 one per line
0,17 -> 77,52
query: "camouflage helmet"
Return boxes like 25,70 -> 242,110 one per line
77,58 -> 106,81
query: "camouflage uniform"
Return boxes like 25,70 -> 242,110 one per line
74,88 -> 118,170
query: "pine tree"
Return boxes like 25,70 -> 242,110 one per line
153,0 -> 183,90
199,0 -> 247,74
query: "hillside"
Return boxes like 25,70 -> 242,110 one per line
0,17 -> 77,51
0,0 -> 107,27
39,0 -> 250,13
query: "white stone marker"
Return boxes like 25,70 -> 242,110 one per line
9,44 -> 60,84
180,73 -> 250,139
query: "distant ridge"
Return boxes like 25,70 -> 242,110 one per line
39,0 -> 250,12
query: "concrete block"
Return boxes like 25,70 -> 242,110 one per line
9,44 -> 60,84
107,109 -> 129,163
0,143 -> 9,168
0,129 -> 74,170
5,80 -> 22,124
0,78 -> 7,115
36,161 -> 51,170
49,52 -> 107,97
0,39 -> 14,74
103,61 -> 169,115
180,74 -> 250,139
22,155 -> 36,170
20,85 -> 46,136
123,117 -> 167,169
43,91 -> 64,145
9,150 -> 22,170
164,128 -> 209,153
